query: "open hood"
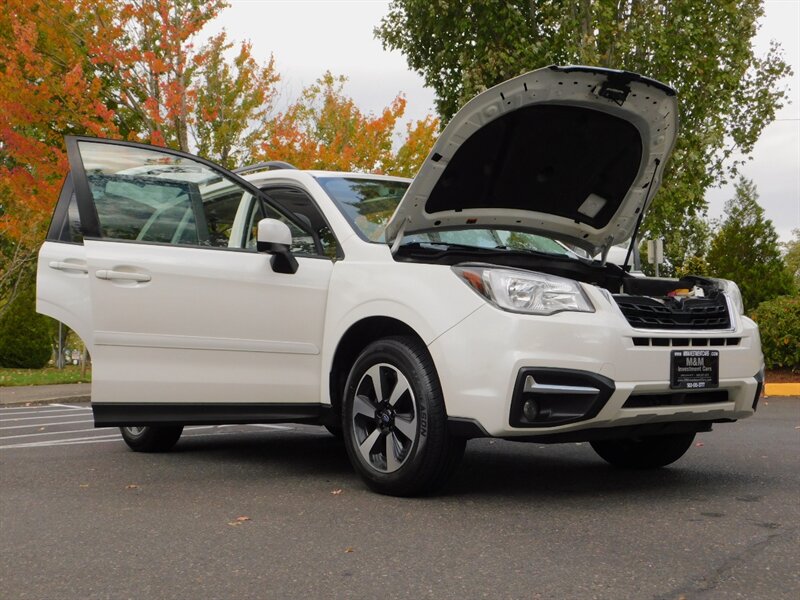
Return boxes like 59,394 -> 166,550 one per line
385,65 -> 678,256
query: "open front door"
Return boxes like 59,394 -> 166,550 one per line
64,137 -> 333,424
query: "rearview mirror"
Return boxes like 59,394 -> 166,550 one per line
257,218 -> 298,274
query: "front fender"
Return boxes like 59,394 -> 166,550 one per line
318,260 -> 485,405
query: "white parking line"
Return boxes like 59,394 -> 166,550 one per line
0,433 -> 123,449
0,412 -> 93,423
0,419 -> 93,430
0,408 -> 89,417
49,403 -> 92,410
0,425 -> 222,441
0,427 -> 100,440
0,427 -> 290,450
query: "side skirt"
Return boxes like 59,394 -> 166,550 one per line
93,403 -> 326,427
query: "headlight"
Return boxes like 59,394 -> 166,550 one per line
712,278 -> 744,315
452,264 -> 594,315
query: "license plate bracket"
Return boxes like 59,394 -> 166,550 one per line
670,349 -> 719,390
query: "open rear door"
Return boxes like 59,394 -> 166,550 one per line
37,173 -> 94,351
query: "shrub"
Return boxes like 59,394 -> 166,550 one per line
0,285 -> 53,369
750,295 -> 800,370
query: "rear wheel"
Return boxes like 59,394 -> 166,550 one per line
120,426 -> 183,452
590,433 -> 695,469
342,336 -> 465,496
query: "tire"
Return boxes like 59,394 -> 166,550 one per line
120,426 -> 184,452
342,336 -> 465,496
591,433 -> 695,469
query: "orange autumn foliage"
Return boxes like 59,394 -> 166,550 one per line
0,0 -> 120,244
254,72 -> 439,177
1,1 -> 439,270
91,0 -> 228,151
257,72 -> 408,173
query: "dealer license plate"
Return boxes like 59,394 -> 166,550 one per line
670,349 -> 719,390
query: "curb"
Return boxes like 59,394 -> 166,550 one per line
0,394 -> 91,408
764,383 -> 800,397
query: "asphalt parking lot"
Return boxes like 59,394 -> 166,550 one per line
1,399 -> 798,600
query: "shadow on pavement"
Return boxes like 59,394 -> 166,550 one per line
160,429 -> 769,501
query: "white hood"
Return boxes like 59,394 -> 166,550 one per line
385,65 -> 679,256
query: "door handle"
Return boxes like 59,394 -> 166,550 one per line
49,261 -> 89,274
95,269 -> 151,283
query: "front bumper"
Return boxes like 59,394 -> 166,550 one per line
427,289 -> 763,439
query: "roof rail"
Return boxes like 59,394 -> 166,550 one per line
233,161 -> 298,175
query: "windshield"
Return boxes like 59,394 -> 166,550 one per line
316,176 -> 576,257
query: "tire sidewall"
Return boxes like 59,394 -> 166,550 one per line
342,338 -> 438,490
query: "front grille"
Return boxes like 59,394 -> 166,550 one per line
615,295 -> 731,330
623,390 -> 729,408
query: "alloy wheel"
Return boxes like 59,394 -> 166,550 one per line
351,363 -> 417,473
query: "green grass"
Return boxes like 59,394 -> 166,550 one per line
0,365 -> 91,387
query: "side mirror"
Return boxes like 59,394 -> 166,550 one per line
257,218 -> 298,274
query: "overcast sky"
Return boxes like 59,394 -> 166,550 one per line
208,0 -> 800,242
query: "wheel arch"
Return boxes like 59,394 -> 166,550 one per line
327,316 -> 428,424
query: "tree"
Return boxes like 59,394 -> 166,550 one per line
782,229 -> 800,292
641,213 -> 713,277
385,115 -> 440,177
93,0 -> 228,150
706,178 -> 793,311
377,1 -> 792,267
0,283 -> 53,368
0,0 -> 120,313
255,72 -> 408,173
192,33 -> 280,169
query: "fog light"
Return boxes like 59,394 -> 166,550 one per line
522,398 -> 539,421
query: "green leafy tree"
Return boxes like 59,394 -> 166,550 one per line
706,178 -> 793,311
675,254 -> 711,279
192,33 -> 280,169
782,229 -> 800,291
0,284 -> 53,369
377,1 -> 792,269
750,296 -> 800,369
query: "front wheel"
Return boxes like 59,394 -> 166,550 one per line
342,336 -> 465,496
591,433 -> 696,469
120,426 -> 183,452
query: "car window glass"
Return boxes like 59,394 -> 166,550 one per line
317,177 -> 407,242
263,186 -> 339,258
54,192 -> 84,243
317,176 -> 573,257
77,141 -> 256,250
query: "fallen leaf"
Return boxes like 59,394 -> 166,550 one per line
38,427 -> 45,431
233,516 -> 251,522
125,484 -> 139,489
344,547 -> 354,553
695,442 -> 704,447
331,489 -> 342,495
79,484 -> 89,488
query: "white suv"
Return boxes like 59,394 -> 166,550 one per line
37,66 -> 763,496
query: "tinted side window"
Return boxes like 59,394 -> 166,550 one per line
46,175 -> 84,244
